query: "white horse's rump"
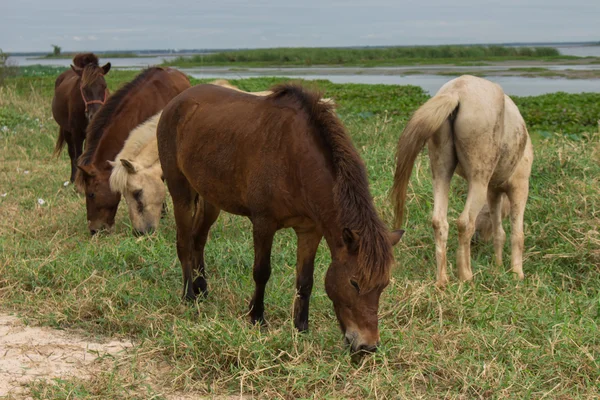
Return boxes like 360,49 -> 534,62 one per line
393,75 -> 533,286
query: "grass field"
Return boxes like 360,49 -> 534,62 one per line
1,70 -> 599,398
162,45 -> 575,68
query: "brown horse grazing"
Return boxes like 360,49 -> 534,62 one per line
52,53 -> 111,189
78,67 -> 190,235
157,83 -> 403,353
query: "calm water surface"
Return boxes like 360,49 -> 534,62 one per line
184,71 -> 600,96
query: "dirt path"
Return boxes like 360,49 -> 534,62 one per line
0,313 -> 133,398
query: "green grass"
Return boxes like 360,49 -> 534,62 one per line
163,45 -> 574,68
0,71 -> 599,398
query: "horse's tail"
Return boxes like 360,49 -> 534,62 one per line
53,128 -> 66,156
392,92 -> 460,227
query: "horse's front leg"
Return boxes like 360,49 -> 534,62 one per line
248,218 -> 277,326
293,226 -> 322,332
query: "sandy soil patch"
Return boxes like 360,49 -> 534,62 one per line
0,313 -> 132,398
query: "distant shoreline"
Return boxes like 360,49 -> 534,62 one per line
7,41 -> 600,57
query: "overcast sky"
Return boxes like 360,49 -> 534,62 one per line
1,0 -> 599,52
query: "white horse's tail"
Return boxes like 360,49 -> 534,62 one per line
392,92 -> 460,227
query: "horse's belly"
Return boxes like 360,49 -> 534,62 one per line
184,171 -> 251,217
490,133 -> 528,186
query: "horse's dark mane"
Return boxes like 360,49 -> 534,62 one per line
268,83 -> 392,289
72,53 -> 105,87
79,67 -> 162,166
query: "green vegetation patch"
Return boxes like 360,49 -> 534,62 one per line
164,45 -> 568,67
1,70 -> 598,398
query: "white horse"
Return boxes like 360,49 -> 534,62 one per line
392,75 -> 533,287
109,80 -> 332,234
109,111 -> 163,234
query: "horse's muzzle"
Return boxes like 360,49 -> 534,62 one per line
344,332 -> 379,354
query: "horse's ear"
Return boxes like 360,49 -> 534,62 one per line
342,228 -> 360,254
388,229 -> 404,246
107,160 -> 117,168
120,159 -> 137,174
77,164 -> 96,178
101,62 -> 111,75
70,64 -> 83,76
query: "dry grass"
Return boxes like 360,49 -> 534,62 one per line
1,72 -> 599,399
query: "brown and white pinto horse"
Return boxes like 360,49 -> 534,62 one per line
77,67 -> 190,235
52,53 -> 110,189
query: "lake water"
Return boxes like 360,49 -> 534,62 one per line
555,45 -> 600,57
183,71 -> 600,96
7,44 -> 600,96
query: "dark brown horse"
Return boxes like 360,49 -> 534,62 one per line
52,53 -> 111,189
77,67 -> 190,235
157,83 -> 403,353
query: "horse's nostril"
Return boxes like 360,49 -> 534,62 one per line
90,229 -> 98,236
357,343 -> 378,353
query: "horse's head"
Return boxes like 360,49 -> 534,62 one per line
71,62 -> 111,121
109,158 -> 165,235
325,228 -> 403,354
78,163 -> 120,235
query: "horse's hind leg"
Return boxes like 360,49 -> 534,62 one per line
189,198 -> 220,298
487,189 -> 507,268
456,180 -> 489,281
293,225 -> 322,331
428,122 -> 457,287
167,172 -> 198,300
248,218 -> 277,326
506,179 -> 528,280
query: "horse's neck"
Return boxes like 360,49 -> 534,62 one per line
93,120 -> 130,165
321,223 -> 344,259
139,140 -> 159,167
296,169 -> 345,257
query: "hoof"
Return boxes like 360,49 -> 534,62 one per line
294,319 -> 309,332
435,275 -> 449,289
183,292 -> 197,302
193,277 -> 208,298
458,271 -> 473,282
248,301 -> 267,327
250,315 -> 267,327
513,271 -> 525,280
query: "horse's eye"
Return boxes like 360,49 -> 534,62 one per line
88,193 -> 95,199
350,280 -> 360,293
133,190 -> 143,201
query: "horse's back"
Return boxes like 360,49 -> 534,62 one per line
158,84 -> 319,217
161,84 -> 282,170
52,70 -> 79,128
155,68 -> 191,97
84,67 -> 190,169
